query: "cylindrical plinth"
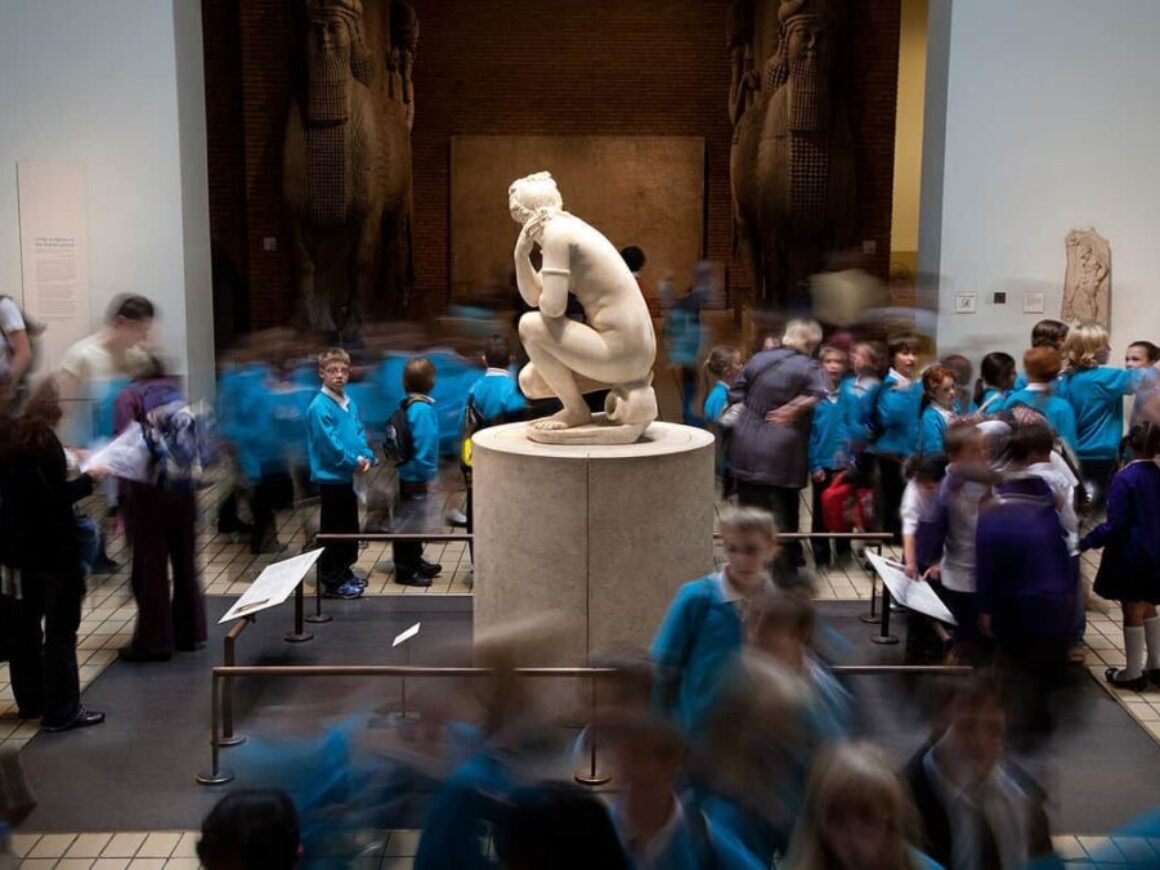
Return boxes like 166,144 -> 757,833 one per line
473,422 -> 715,672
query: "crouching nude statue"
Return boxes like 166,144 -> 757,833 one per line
509,172 -> 658,444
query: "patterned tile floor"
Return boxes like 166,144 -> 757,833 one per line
2,471 -> 1158,864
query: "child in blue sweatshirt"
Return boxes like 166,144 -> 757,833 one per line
1058,323 -> 1151,510
917,364 -> 958,457
307,348 -> 372,599
810,345 -> 849,567
973,351 -> 1017,414
651,507 -> 778,736
1003,347 -> 1078,453
392,357 -> 441,586
866,335 -> 922,539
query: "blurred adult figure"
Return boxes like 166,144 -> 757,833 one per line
0,380 -> 106,731
728,319 -> 827,580
0,292 -> 34,414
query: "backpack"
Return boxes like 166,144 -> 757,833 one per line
138,395 -> 217,490
459,394 -> 485,469
382,396 -> 429,467
820,470 -> 875,533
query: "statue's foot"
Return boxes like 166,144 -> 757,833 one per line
531,408 -> 593,431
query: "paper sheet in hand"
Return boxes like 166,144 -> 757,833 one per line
81,424 -> 151,483
866,551 -> 957,626
219,548 -> 325,624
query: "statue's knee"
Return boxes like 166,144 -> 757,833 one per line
518,313 -> 545,345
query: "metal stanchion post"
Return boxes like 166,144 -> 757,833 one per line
305,560 -> 331,625
860,542 -> 883,624
219,617 -> 250,748
574,675 -> 611,787
284,581 -> 314,643
872,584 -> 899,645
197,673 -> 236,785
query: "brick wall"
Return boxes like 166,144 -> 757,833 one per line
202,0 -> 900,330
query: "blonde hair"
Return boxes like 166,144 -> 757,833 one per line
784,741 -> 919,870
718,506 -> 778,542
317,347 -> 350,370
1062,322 -> 1110,371
781,319 -> 824,355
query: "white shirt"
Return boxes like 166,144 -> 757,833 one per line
888,367 -> 913,388
1023,455 -> 1080,555
484,368 -> 510,377
321,385 -> 350,412
614,795 -> 685,870
901,480 -> 938,536
59,332 -> 150,389
714,569 -> 775,605
0,298 -> 25,379
939,468 -> 990,593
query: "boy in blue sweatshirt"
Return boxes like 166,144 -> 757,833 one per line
307,348 -> 372,599
393,357 -> 441,586
1003,347 -> 1078,454
809,345 -> 849,567
866,335 -> 922,539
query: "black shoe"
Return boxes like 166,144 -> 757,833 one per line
1105,667 -> 1148,691
91,556 -> 120,575
395,570 -> 433,588
1147,669 -> 1160,688
16,709 -> 42,721
417,559 -> 443,578
323,581 -> 364,600
118,646 -> 172,663
42,707 -> 105,733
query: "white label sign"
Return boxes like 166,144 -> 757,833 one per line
219,548 -> 326,624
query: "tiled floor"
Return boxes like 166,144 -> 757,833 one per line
4,473 -> 1160,863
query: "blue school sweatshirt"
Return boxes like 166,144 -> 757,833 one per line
1002,386 -> 1079,451
703,380 -> 729,423
397,395 -> 440,484
840,374 -> 879,448
976,387 -> 1008,415
307,389 -> 371,484
1057,366 -> 1143,461
234,376 -> 291,482
867,372 -> 922,458
809,391 -> 846,472
467,369 -> 526,423
651,575 -> 749,736
917,404 -> 953,457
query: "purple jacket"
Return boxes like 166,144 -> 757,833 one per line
1081,461 -> 1160,595
975,477 -> 1074,643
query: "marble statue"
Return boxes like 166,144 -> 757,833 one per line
730,0 -> 856,307
509,172 -> 658,445
1062,228 -> 1111,328
283,0 -> 417,332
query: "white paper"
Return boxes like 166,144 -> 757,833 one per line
81,424 -> 151,483
393,622 -> 421,648
866,551 -> 957,626
219,548 -> 326,624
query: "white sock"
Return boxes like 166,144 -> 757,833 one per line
1123,625 -> 1146,680
1144,616 -> 1160,672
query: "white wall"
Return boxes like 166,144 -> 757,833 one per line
0,0 -> 213,397
920,0 -> 1160,367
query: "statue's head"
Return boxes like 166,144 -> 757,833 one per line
508,172 -> 564,226
779,0 -> 843,74
305,0 -> 371,85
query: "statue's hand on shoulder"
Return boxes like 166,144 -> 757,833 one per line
516,210 -> 552,259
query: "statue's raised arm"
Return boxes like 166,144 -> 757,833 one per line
507,172 -> 659,445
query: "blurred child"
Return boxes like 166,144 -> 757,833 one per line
904,674 -> 1056,869
651,507 -> 778,734
1013,319 -> 1070,390
917,364 -> 958,457
307,348 -> 372,599
1081,422 -> 1160,690
197,789 -> 302,870
900,455 -> 950,663
392,358 -> 441,587
920,424 -> 991,654
787,741 -> 938,870
941,353 -> 975,416
866,335 -> 922,539
607,716 -> 763,870
1125,340 -> 1160,429
703,345 -> 742,424
810,346 -> 850,568
1058,323 -> 1150,510
1002,347 -> 1078,453
973,351 -> 1017,414
841,341 -> 884,458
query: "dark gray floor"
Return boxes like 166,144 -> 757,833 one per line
15,597 -> 1160,834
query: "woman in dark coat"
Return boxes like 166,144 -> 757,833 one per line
1081,422 -> 1160,690
0,380 -> 106,731
727,319 -> 827,579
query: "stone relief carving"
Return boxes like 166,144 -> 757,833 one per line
509,172 -> 658,445
283,0 -> 417,332
729,0 -> 856,307
1062,228 -> 1111,328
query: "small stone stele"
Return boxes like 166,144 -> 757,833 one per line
1062,228 -> 1111,329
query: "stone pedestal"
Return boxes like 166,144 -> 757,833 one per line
472,422 -> 716,675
